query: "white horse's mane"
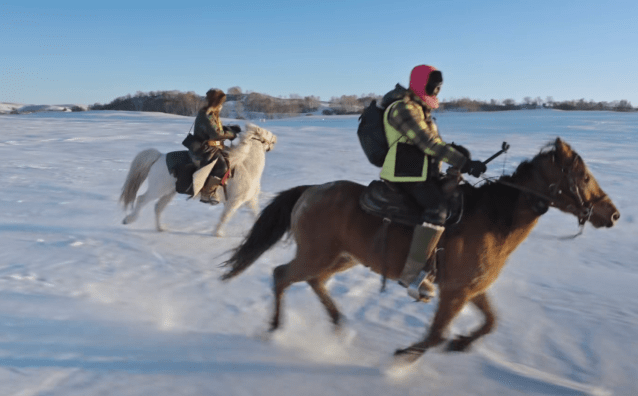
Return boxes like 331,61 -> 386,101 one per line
226,123 -> 272,165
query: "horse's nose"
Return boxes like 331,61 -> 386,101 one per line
609,210 -> 620,227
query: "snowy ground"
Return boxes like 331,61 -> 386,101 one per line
0,109 -> 636,395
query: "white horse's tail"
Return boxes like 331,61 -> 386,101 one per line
120,148 -> 162,210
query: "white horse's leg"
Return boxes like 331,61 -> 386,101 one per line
248,186 -> 260,217
155,191 -> 176,232
215,199 -> 243,237
144,156 -> 178,231
122,156 -> 176,229
123,192 -> 152,225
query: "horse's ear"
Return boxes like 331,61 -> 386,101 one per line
554,138 -> 573,164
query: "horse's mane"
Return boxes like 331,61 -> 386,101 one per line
458,143 -> 558,232
226,123 -> 262,165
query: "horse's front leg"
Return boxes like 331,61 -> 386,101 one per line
214,200 -> 242,237
248,190 -> 260,218
446,291 -> 496,352
394,290 -> 468,364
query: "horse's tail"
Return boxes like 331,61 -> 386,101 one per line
220,185 -> 312,280
120,148 -> 162,210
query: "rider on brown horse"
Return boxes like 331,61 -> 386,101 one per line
182,88 -> 240,204
379,65 -> 487,301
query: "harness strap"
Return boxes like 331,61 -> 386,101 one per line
220,166 -> 232,186
377,217 -> 392,292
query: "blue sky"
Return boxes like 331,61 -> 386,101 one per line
2,0 -> 637,106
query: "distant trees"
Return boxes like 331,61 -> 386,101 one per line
327,94 -> 381,115
549,98 -> 634,112
92,91 -> 205,116
241,93 -> 321,117
227,86 -> 243,101
437,97 -> 634,112
91,89 -> 635,116
329,95 -> 360,114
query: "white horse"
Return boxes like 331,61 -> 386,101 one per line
120,123 -> 277,237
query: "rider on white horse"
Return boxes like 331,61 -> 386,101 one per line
182,88 -> 240,204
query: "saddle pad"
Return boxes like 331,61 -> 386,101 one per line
165,150 -> 192,175
359,180 -> 424,226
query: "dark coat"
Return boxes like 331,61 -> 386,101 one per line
183,107 -> 236,163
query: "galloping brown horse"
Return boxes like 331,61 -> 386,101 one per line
221,138 -> 619,363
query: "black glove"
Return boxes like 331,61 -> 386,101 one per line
224,124 -> 242,134
462,160 -> 487,177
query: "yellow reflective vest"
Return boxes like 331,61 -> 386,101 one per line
380,101 -> 431,182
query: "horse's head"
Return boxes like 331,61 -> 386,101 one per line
535,138 -> 619,228
245,123 -> 277,152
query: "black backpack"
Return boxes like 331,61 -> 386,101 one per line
357,84 -> 408,167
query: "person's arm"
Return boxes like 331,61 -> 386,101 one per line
387,100 -> 467,169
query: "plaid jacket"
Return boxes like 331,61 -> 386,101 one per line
380,93 -> 467,182
389,95 -> 466,166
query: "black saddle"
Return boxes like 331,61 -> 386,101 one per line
359,180 -> 425,226
359,179 -> 464,227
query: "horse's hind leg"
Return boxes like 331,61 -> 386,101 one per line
270,254 -> 354,332
307,255 -> 357,329
446,292 -> 496,352
307,278 -> 341,327
123,192 -> 152,225
270,263 -> 291,331
394,289 -> 469,363
154,191 -> 176,232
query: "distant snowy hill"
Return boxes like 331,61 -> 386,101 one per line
0,102 -> 89,114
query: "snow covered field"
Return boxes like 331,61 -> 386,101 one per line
0,109 -> 636,395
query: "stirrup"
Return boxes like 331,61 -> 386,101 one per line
200,196 -> 220,205
405,271 -> 436,302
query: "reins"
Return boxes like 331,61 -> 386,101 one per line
492,153 -> 608,239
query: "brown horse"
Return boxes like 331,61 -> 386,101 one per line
220,138 -> 619,364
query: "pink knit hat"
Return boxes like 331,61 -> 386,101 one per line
409,65 -> 442,109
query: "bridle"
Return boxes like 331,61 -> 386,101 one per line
497,152 -> 608,233
250,132 -> 275,151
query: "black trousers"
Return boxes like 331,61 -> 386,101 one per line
208,150 -> 228,179
394,179 -> 448,225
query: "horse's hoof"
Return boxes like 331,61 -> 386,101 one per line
384,349 -> 422,380
256,330 -> 274,342
334,323 -> 356,345
393,347 -> 423,364
446,336 -> 473,352
214,230 -> 224,237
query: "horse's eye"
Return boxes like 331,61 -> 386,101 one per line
584,176 -> 590,184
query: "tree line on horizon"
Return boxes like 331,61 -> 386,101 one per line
89,87 -> 636,117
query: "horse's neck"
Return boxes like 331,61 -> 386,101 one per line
228,137 -> 254,164
493,176 -> 545,254
228,138 -> 264,169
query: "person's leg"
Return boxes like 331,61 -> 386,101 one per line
200,151 -> 228,204
396,181 -> 448,301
